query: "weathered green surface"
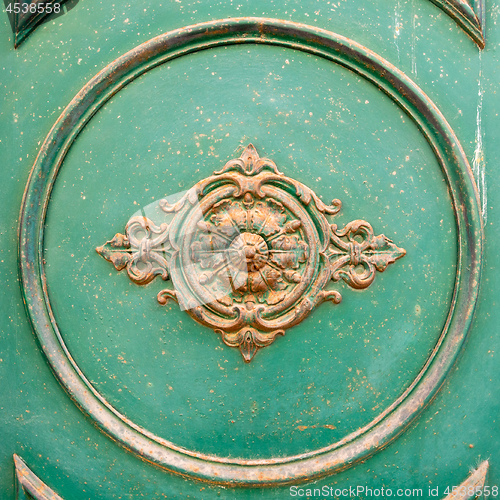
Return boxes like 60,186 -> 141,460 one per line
41,41 -> 455,458
0,0 -> 498,498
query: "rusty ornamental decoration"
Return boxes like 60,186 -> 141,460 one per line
97,145 -> 406,361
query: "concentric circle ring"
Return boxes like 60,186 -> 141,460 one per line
18,18 -> 482,485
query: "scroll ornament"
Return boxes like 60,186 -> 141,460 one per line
97,145 -> 406,361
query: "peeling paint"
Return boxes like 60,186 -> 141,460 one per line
411,0 -> 418,76
472,50 -> 487,222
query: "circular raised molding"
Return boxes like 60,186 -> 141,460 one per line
19,18 -> 482,485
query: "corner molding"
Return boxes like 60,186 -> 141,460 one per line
443,460 -> 489,499
12,453 -> 490,498
14,455 -> 63,500
429,0 -> 485,48
6,0 -> 71,48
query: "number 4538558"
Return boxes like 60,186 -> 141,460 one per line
444,485 -> 498,497
5,2 -> 61,14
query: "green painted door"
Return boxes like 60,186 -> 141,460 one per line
1,1 -> 498,499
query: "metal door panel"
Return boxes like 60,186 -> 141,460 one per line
0,1 -> 497,498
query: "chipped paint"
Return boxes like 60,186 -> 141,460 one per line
472,50 -> 487,222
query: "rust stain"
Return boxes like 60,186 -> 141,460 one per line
296,424 -> 337,431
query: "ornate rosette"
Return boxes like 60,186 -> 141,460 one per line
97,145 -> 406,361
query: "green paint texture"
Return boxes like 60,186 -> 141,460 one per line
0,0 -> 498,498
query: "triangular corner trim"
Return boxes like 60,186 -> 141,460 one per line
429,0 -> 485,48
10,0 -> 71,49
443,460 -> 489,499
14,455 -> 64,500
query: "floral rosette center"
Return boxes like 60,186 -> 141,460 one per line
191,194 -> 309,308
